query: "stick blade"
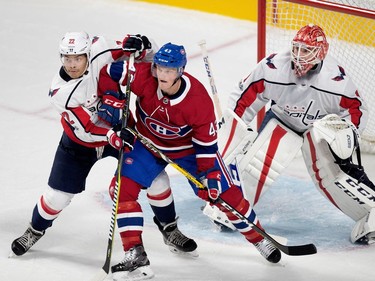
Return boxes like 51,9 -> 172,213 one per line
281,243 -> 317,256
89,268 -> 108,281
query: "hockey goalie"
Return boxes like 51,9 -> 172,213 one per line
204,24 -> 375,245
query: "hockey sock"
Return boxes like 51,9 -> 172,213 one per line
117,201 -> 143,251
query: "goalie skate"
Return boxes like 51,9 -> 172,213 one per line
351,208 -> 375,245
355,234 -> 375,245
153,216 -> 198,257
111,245 -> 154,281
202,202 -> 236,231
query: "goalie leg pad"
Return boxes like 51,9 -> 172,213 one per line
302,127 -> 375,221
218,108 -> 257,165
235,118 -> 303,205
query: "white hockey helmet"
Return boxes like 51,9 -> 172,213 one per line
59,31 -> 91,57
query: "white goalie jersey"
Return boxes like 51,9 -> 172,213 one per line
228,49 -> 368,134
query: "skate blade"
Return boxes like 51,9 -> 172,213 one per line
8,251 -> 17,258
168,246 -> 199,258
365,237 -> 375,245
112,265 -> 154,281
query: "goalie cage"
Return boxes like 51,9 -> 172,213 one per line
257,0 -> 375,153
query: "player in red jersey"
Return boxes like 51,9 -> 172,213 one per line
100,42 -> 282,280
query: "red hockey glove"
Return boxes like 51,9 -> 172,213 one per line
197,188 -> 209,201
107,127 -> 136,152
200,170 -> 222,202
122,34 -> 151,60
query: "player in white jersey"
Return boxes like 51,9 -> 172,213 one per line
215,24 -> 375,245
10,31 -> 157,256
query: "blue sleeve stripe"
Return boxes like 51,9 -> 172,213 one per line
109,61 -> 125,82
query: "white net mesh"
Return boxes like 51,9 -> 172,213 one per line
262,0 -> 375,152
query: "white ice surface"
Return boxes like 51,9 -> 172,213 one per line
1,0 -> 374,280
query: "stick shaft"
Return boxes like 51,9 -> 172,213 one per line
198,40 -> 223,121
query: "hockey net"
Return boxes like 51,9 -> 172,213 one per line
257,0 -> 375,153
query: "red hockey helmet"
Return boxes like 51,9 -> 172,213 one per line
291,24 -> 329,77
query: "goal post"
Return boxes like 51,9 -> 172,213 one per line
257,0 -> 375,152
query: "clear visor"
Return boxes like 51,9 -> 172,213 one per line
151,63 -> 183,78
60,54 -> 88,66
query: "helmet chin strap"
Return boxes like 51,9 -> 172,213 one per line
172,77 -> 181,86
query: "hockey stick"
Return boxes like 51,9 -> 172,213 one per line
198,40 -> 286,240
198,40 -> 225,128
128,128 -> 317,256
90,54 -> 136,281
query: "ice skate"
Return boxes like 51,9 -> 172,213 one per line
355,233 -> 375,245
351,208 -> 375,245
153,216 -> 198,257
254,238 -> 281,263
11,224 -> 45,256
111,245 -> 154,281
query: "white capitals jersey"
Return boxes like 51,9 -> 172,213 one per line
228,50 -> 368,134
48,36 -> 126,148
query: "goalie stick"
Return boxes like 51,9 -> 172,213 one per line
198,40 -> 225,128
128,128 -> 317,256
90,54 -> 136,281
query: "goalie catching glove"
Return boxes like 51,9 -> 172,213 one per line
122,34 -> 152,60
198,169 -> 222,202
107,127 -> 136,152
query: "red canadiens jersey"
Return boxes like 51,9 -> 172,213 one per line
103,61 -> 219,172
229,50 -> 368,133
48,36 -> 129,148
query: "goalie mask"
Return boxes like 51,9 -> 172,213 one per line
291,24 -> 329,77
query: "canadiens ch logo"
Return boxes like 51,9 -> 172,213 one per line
145,117 -> 181,139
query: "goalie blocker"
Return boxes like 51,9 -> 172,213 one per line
216,110 -> 375,244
